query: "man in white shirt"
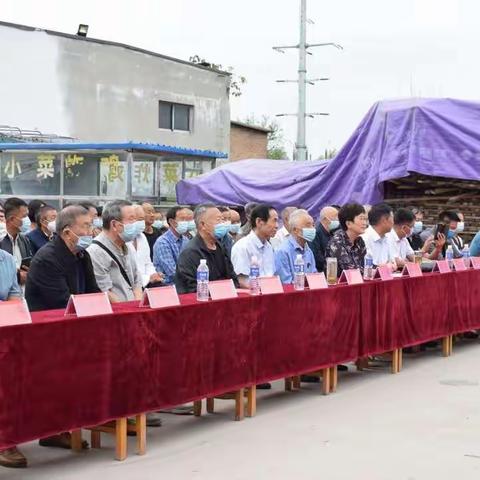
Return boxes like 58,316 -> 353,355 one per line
270,206 -> 297,250
361,203 -> 397,270
386,208 -> 415,269
128,205 -> 164,288
231,204 -> 279,288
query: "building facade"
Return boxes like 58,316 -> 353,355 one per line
230,121 -> 270,161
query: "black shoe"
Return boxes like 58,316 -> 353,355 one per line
337,364 -> 348,372
424,341 -> 439,349
256,383 -> 272,390
300,375 -> 320,383
463,331 -> 479,339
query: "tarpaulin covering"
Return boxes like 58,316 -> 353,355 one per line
176,98 -> 480,215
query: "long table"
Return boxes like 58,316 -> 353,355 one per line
1,270 -> 480,450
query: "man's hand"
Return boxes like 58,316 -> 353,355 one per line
422,235 -> 434,253
436,233 -> 446,249
18,269 -> 28,285
149,272 -> 164,284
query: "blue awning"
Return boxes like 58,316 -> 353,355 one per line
0,141 -> 227,159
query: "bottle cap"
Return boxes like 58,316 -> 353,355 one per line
200,259 -> 207,265
251,255 -> 258,263
296,254 -> 303,260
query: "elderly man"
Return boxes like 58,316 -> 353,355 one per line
153,206 -> 191,285
0,204 -> 6,240
275,209 -> 317,284
237,202 -> 258,239
78,201 -> 102,237
87,200 -> 143,303
271,206 -> 297,250
229,209 -> 242,240
0,198 -> 34,287
231,204 -> 278,288
26,205 -> 100,311
26,205 -> 57,255
128,205 -> 164,288
141,202 -> 162,259
175,204 -> 238,294
361,203 -> 396,270
310,205 -> 339,272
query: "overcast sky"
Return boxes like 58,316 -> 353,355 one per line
2,0 -> 479,159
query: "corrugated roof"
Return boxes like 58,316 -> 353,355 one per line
0,141 -> 227,158
231,121 -> 271,133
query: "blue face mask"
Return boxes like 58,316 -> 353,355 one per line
119,222 -> 138,243
187,220 -> 196,232
71,230 -> 93,251
413,221 -> 423,234
176,221 -> 189,235
152,220 -> 163,230
135,220 -> 146,235
230,223 -> 241,234
93,217 -> 103,229
329,220 -> 340,232
301,227 -> 316,242
447,230 -> 455,239
214,223 -> 230,240
20,216 -> 31,234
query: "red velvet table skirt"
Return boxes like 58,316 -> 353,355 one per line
1,270 -> 479,449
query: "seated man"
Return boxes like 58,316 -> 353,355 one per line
421,210 -> 460,258
229,209 -> 242,241
78,201 -> 103,237
231,204 -> 278,288
127,205 -> 164,288
408,207 -> 425,251
326,203 -> 367,276
153,206 -> 190,285
361,203 -> 397,270
141,202 -> 163,260
385,208 -> 416,270
270,206 -> 297,250
25,205 -> 100,311
275,209 -> 317,284
26,204 -> 57,255
175,203 -> 238,294
471,230 -> 480,257
310,205 -> 339,272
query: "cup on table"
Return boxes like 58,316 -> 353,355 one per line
414,251 -> 423,265
326,257 -> 338,285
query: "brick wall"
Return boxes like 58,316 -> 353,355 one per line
230,124 -> 268,161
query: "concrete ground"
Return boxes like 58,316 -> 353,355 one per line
3,340 -> 480,480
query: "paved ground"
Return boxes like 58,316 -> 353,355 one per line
4,340 -> 480,480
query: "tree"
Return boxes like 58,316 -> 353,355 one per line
243,114 -> 289,160
189,55 -> 246,97
317,148 -> 337,160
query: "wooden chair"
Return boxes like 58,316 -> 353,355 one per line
285,366 -> 338,395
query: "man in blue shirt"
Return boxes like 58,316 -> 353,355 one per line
275,209 -> 317,284
26,205 -> 57,255
470,231 -> 480,257
0,249 -> 22,301
153,206 -> 190,285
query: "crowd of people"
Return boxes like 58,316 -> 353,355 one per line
0,196 -> 476,468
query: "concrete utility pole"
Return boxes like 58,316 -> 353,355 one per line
274,0 -> 342,161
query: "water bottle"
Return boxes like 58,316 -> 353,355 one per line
446,245 -> 454,269
294,254 -> 305,291
462,244 -> 470,267
363,253 -> 374,280
196,259 -> 209,302
249,255 -> 261,296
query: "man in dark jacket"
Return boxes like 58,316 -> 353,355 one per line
26,205 -> 100,312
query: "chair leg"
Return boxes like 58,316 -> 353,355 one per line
442,336 -> 450,357
449,335 -> 454,355
193,400 -> 202,417
292,376 -> 301,389
115,418 -> 128,461
235,389 -> 245,421
135,414 -> 146,456
91,430 -> 101,449
284,377 -> 293,391
391,349 -> 399,374
206,397 -> 215,414
398,349 -> 403,371
70,430 -> 83,452
322,367 -> 331,395
329,366 -> 338,393
246,386 -> 256,418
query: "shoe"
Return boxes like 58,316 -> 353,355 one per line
300,375 -> 320,383
39,433 -> 89,450
0,447 -> 27,468
463,331 -> 479,339
337,364 -> 349,372
146,412 -> 162,427
424,341 -> 439,349
256,383 -> 272,390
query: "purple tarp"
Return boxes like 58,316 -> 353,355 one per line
176,98 -> 480,215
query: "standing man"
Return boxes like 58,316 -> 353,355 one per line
310,205 -> 339,273
26,205 -> 57,255
231,204 -> 278,288
153,206 -> 191,285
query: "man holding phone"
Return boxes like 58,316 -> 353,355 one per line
421,210 -> 460,259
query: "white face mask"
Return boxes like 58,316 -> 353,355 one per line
47,220 -> 57,234
0,222 -> 6,240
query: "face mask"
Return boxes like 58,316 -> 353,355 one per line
47,220 -> 56,234
214,223 -> 230,240
135,220 -> 146,235
71,230 -> 93,251
20,216 -> 31,234
93,217 -> 103,229
187,220 -> 196,232
230,223 -> 241,234
447,230 -> 455,239
329,220 -> 340,232
152,220 -> 163,230
0,222 -> 6,240
456,222 -> 465,233
175,221 -> 189,235
413,221 -> 423,234
301,227 -> 316,242
119,222 -> 138,243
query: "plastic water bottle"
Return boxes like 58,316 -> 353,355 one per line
249,255 -> 261,296
363,253 -> 374,280
294,254 -> 305,291
462,244 -> 470,267
196,259 -> 209,302
446,245 -> 454,268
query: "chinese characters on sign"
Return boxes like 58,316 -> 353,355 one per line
65,154 -> 84,178
159,161 -> 182,200
36,154 -> 55,180
3,155 -> 22,179
132,161 -> 155,196
100,154 -> 127,197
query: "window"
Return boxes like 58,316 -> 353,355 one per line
158,101 -> 192,131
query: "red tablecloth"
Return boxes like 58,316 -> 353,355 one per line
1,270 -> 479,449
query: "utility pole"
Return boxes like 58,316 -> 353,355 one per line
274,0 -> 342,161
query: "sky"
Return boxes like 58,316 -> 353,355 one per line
2,0 -> 480,159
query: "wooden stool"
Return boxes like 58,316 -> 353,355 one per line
83,414 -> 146,461
442,335 -> 453,357
295,366 -> 337,395
194,387 -> 255,421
